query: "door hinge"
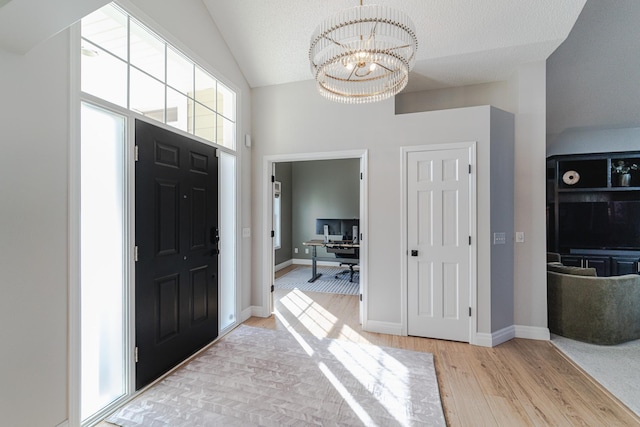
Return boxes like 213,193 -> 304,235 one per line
468,164 -> 471,174
271,175 -> 275,183
469,236 -> 472,245
215,149 -> 220,158
360,172 -> 363,180
134,245 -> 139,262
469,307 -> 472,317
134,346 -> 139,363
271,284 -> 274,292
359,294 -> 362,302
271,230 -> 275,238
134,145 -> 139,162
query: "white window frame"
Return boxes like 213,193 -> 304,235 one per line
69,2 -> 242,425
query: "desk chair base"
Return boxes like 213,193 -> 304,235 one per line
335,263 -> 358,283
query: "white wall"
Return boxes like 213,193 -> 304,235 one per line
251,79 -> 521,337
0,31 -> 70,427
395,62 -> 548,335
251,63 -> 548,338
0,1 -> 251,425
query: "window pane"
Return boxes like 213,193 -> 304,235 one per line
195,66 -> 216,110
81,3 -> 128,60
80,103 -> 126,421
217,115 -> 236,150
130,67 -> 165,121
167,46 -> 194,96
130,18 -> 165,81
81,40 -> 127,108
219,151 -> 236,330
194,102 -> 216,143
217,82 -> 236,121
167,87 -> 193,133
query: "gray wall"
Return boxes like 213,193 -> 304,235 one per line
274,162 -> 293,265
291,159 -> 360,260
547,0 -> 640,155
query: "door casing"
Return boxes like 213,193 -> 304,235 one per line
262,150 -> 368,326
400,142 -> 477,344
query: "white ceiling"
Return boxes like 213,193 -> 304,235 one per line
202,0 -> 587,92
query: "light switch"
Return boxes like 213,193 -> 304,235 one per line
515,232 -> 525,243
493,232 -> 506,245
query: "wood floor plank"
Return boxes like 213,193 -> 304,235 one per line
245,277 -> 640,427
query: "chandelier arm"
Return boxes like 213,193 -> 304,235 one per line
346,65 -> 358,81
321,35 -> 347,49
387,44 -> 413,51
371,61 -> 394,73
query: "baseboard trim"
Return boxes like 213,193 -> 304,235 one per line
364,320 -> 402,336
241,305 -> 270,320
474,326 -> 515,347
475,325 -> 550,347
292,258 -> 341,267
275,259 -> 293,272
55,421 -> 69,427
515,324 -> 550,341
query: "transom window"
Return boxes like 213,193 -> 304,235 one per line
81,3 -> 236,149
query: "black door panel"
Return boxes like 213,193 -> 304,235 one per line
135,120 -> 218,390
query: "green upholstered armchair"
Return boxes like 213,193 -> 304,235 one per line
547,266 -> 640,345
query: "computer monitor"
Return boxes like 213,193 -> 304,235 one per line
340,219 -> 359,242
315,219 -> 341,235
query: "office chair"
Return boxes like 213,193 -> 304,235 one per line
327,246 -> 359,282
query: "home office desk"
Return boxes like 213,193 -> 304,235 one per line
302,239 -> 359,283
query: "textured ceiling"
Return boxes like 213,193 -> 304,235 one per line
203,0 -> 587,92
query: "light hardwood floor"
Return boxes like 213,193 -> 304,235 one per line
242,265 -> 640,426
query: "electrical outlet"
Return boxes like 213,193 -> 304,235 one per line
305,248 -> 309,254
242,228 -> 251,238
493,232 -> 506,245
515,231 -> 525,243
294,247 -> 298,253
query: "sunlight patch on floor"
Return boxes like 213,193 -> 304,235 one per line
276,289 -> 411,425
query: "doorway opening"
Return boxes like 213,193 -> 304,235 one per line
262,150 -> 368,328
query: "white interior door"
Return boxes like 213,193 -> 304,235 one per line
407,147 -> 471,342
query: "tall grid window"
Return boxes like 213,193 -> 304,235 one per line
81,3 -> 236,149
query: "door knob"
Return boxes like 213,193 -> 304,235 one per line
411,250 -> 418,257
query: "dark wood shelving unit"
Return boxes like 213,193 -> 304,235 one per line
547,151 -> 640,276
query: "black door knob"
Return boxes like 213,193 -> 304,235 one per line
411,250 -> 418,257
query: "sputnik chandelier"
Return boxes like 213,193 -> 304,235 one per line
309,0 -> 418,104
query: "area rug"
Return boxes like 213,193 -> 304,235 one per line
551,334 -> 640,416
107,325 -> 445,426
275,266 -> 359,295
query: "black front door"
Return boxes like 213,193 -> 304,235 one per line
135,120 -> 219,389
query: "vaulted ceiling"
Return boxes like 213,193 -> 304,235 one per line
203,0 -> 587,92
0,0 -> 587,94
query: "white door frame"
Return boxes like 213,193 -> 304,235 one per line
262,150 -> 368,325
400,142 -> 478,344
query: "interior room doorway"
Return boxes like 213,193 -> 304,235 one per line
262,150 -> 368,327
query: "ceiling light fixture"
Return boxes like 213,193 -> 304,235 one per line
309,0 -> 418,104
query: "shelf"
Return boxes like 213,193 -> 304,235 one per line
558,186 -> 640,192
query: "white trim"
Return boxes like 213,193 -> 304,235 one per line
68,18 -> 82,427
515,325 -> 550,341
475,327 -> 517,348
56,421 -> 69,427
262,150 -> 369,327
275,259 -> 293,271
473,325 -> 549,348
365,320 -> 403,336
239,306 -> 254,323
400,142 -> 478,344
